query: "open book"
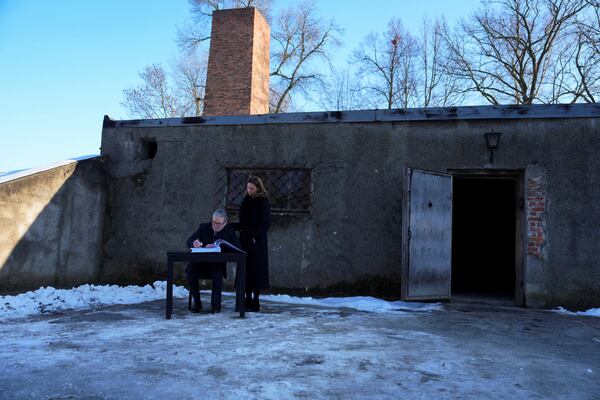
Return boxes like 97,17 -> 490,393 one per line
190,239 -> 245,253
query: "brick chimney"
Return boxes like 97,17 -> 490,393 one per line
203,7 -> 270,116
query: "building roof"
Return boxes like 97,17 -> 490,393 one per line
104,103 -> 600,129
0,155 -> 99,184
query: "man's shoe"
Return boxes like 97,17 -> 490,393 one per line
211,304 -> 221,314
190,302 -> 202,313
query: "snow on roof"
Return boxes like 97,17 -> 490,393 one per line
0,154 -> 100,184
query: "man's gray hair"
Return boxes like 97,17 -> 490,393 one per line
212,208 -> 229,222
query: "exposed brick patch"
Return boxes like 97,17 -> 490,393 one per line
527,177 -> 545,259
204,7 -> 270,116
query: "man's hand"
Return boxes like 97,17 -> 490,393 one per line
192,240 -> 203,248
205,243 -> 216,248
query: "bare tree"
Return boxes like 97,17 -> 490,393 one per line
545,27 -> 599,103
572,0 -> 600,102
443,0 -> 589,105
172,50 -> 209,116
188,0 -> 272,18
416,18 -> 465,107
580,0 -> 600,54
179,0 -> 341,113
269,1 -> 342,112
177,0 -> 273,51
352,18 -> 418,109
122,65 -> 182,119
122,51 -> 208,118
528,0 -> 599,103
317,67 -> 361,111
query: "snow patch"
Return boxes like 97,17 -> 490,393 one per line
553,306 -> 600,318
1,282 -> 442,321
0,281 -> 188,320
259,293 -> 442,313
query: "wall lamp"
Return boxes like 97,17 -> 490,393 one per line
484,131 -> 502,163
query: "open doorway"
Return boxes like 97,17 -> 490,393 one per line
451,172 -> 524,305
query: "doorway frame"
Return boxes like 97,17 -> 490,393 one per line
448,169 -> 525,306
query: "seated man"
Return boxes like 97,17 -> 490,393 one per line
185,208 -> 241,313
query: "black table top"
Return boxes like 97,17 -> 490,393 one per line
167,251 -> 246,262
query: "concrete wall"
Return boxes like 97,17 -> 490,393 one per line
100,106 -> 600,309
0,157 -> 106,293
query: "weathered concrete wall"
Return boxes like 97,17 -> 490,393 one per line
100,106 -> 600,309
0,157 -> 106,293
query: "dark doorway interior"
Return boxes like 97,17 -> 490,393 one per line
452,178 -> 516,297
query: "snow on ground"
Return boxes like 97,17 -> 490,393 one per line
1,286 -> 599,399
0,282 -> 187,320
3,283 -> 599,322
1,282 -> 441,321
553,306 -> 600,317
1,284 -> 599,399
261,293 -> 442,313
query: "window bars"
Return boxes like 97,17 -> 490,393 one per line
216,167 -> 313,215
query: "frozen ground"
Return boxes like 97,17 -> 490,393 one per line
1,284 -> 599,399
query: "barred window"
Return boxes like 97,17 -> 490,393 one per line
224,168 -> 312,215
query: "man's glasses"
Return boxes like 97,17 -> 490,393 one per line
212,220 -> 225,226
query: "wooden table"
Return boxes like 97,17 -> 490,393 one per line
166,251 -> 247,318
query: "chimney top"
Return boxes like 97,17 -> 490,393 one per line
203,7 -> 270,116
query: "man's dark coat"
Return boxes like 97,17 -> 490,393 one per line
239,195 -> 271,290
185,223 -> 241,279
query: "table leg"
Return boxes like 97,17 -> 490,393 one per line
166,258 -> 173,319
238,258 -> 246,318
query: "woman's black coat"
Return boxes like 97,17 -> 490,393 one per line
185,222 -> 240,279
238,195 -> 271,290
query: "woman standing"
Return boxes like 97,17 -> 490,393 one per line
239,175 -> 271,312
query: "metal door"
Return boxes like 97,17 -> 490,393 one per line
401,167 -> 452,300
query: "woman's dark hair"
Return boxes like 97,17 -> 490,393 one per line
248,175 -> 268,197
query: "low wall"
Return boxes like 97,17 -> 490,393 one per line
0,157 -> 106,293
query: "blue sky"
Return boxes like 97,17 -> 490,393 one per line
0,0 -> 480,173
